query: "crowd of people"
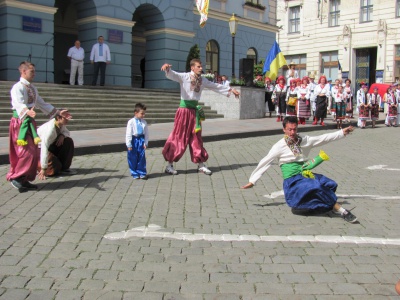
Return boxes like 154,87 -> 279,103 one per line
263,62 -> 400,129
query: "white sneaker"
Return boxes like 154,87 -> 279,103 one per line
165,165 -> 177,175
198,165 -> 212,175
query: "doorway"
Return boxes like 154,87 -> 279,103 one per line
355,47 -> 377,86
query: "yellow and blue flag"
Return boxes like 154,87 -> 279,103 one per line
262,41 -> 287,80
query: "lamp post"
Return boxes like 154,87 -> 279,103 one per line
229,13 -> 238,79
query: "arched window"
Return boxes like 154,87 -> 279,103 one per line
247,47 -> 258,64
206,40 -> 219,73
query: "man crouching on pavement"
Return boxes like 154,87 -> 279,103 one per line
37,111 -> 74,179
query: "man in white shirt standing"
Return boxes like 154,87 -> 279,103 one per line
90,36 -> 111,86
67,40 -> 85,86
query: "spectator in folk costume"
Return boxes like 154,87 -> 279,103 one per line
334,85 -> 346,129
160,59 -> 240,175
286,78 -> 298,118
368,86 -> 381,128
297,76 -> 311,125
357,84 -> 370,129
37,111 -> 74,179
7,61 -> 71,192
396,82 -> 400,126
344,79 -> 353,122
264,77 -> 274,117
330,79 -> 340,122
272,76 -> 287,122
383,87 -> 389,124
308,73 -> 317,116
296,78 -> 301,88
312,75 -> 330,126
385,84 -> 398,127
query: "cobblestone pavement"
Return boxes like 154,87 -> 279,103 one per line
0,126 -> 399,299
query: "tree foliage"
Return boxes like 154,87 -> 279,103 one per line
186,44 -> 201,72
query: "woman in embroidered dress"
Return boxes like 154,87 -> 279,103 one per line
264,77 -> 274,117
286,79 -> 298,118
386,85 -> 398,127
357,84 -> 370,129
312,75 -> 330,126
369,86 -> 380,128
272,76 -> 287,122
330,79 -> 340,122
334,85 -> 346,129
344,79 -> 353,122
296,76 -> 311,125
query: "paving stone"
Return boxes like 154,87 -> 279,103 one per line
0,276 -> 30,289
25,290 -> 57,300
0,289 -> 30,300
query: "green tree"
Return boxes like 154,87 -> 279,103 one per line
186,44 -> 200,72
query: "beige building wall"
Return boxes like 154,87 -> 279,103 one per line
277,0 -> 400,84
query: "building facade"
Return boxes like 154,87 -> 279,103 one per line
0,0 -> 278,89
277,0 -> 400,85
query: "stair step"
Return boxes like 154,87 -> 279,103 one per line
0,80 -> 225,137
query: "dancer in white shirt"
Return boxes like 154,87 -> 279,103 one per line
241,116 -> 357,223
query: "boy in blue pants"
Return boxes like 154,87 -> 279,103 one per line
126,103 -> 149,179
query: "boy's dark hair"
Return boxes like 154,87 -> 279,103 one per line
55,109 -> 68,121
282,116 -> 298,128
134,103 -> 146,113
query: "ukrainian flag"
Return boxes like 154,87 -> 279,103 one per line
262,41 -> 287,80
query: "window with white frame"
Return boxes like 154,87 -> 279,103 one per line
329,0 -> 340,27
280,54 -> 307,78
206,40 -> 219,73
288,6 -> 300,33
395,45 -> 400,82
360,0 -> 373,23
320,51 -> 339,80
397,0 -> 400,17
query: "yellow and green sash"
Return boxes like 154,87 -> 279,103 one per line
12,110 -> 41,146
179,100 -> 205,133
280,150 -> 329,179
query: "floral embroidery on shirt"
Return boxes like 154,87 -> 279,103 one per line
284,134 -> 303,157
190,73 -> 202,93
22,83 -> 36,104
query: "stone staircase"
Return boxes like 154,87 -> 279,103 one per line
0,81 -> 224,137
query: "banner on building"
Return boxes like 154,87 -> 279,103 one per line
262,41 -> 287,80
196,0 -> 209,28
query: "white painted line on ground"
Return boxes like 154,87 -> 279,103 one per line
104,224 -> 400,245
263,190 -> 400,200
367,165 -> 400,171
